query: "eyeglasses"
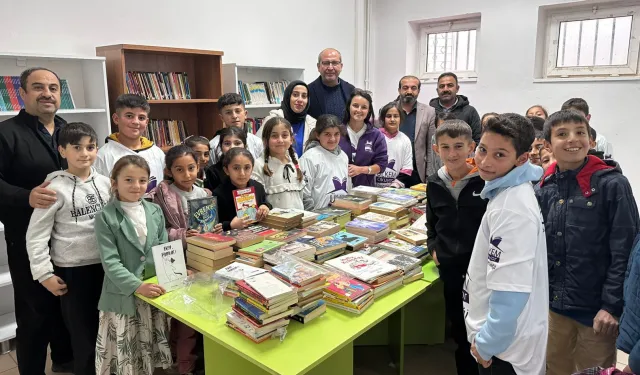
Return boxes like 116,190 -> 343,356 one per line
320,60 -> 342,67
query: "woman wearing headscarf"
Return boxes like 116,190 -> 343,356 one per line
257,80 -> 317,156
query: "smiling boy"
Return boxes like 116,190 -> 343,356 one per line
536,110 -> 640,374
426,119 -> 487,375
94,94 -> 165,191
464,114 -> 547,375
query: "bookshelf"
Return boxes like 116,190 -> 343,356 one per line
0,222 -> 16,350
96,44 -> 224,143
0,52 -> 111,145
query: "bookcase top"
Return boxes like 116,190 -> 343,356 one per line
96,44 -> 224,56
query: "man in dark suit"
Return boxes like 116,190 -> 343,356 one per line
307,48 -> 355,120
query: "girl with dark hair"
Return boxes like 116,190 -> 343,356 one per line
184,135 -> 211,187
526,105 -> 548,120
204,127 -> 247,192
257,80 -> 317,156
338,88 -> 388,187
376,102 -> 413,188
252,117 -> 305,210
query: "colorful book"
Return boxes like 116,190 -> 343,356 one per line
370,249 -> 421,272
246,224 -> 280,237
244,272 -> 296,301
332,232 -> 368,251
233,186 -> 258,222
357,212 -> 395,226
378,238 -> 429,257
237,240 -> 284,258
324,273 -> 372,302
346,219 -> 388,233
301,236 -> 347,254
271,261 -> 324,286
223,229 -> 264,248
305,221 -> 341,237
263,242 -> 316,265
187,196 -> 218,233
266,229 -> 306,243
325,253 -> 399,283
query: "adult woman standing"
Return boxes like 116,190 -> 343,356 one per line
257,80 -> 316,157
338,89 -> 388,187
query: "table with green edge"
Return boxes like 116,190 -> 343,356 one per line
138,276 -> 433,375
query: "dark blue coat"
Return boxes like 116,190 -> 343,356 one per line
617,234 -> 640,372
307,76 -> 355,120
536,156 -> 640,321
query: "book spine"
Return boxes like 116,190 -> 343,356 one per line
4,76 -> 20,110
11,77 -> 25,109
0,79 -> 10,111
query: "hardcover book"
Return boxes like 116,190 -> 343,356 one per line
187,196 -> 218,233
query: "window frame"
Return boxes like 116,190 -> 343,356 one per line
545,4 -> 640,78
418,19 -> 481,81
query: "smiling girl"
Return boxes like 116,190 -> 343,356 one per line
375,102 -> 413,188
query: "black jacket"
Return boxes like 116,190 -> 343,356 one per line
0,110 -> 67,240
536,156 -> 640,318
204,161 -> 226,192
307,76 -> 355,120
425,171 -> 487,268
429,95 -> 481,144
212,178 -> 272,231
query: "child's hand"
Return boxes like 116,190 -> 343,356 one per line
348,164 -> 363,177
187,269 -> 195,277
213,223 -> 223,233
186,229 -> 200,237
471,341 -> 492,368
231,216 -> 251,229
593,309 -> 619,336
136,283 -> 166,298
256,205 -> 270,221
41,275 -> 68,296
432,250 -> 440,266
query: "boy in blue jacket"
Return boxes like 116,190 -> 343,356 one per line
536,110 -> 640,374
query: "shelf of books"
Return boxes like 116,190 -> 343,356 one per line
0,53 -> 111,144
96,44 -> 224,140
222,63 -> 304,134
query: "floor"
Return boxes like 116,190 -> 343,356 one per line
0,344 -> 630,374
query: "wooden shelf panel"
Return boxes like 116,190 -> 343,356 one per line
148,99 -> 218,104
96,44 -> 223,56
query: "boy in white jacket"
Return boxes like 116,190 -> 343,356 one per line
26,122 -> 111,375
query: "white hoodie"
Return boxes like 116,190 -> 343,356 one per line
26,168 -> 111,282
298,143 -> 351,210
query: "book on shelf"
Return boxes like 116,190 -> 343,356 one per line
323,273 -> 374,314
356,212 -> 396,227
187,197 -> 218,233
271,261 -> 324,287
385,187 -> 427,202
392,228 -> 428,245
298,235 -> 347,255
376,191 -> 418,208
238,80 -> 290,105
0,76 -> 74,111
372,276 -> 404,298
126,71 -> 191,100
262,208 -> 304,230
143,119 -> 188,148
233,187 -> 258,222
314,207 -> 352,227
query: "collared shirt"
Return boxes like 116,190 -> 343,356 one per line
439,97 -> 459,111
37,121 -> 62,152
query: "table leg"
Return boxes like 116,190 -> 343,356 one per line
388,306 -> 406,375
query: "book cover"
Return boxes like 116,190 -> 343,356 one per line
315,207 -> 351,217
223,229 -> 263,246
151,240 -> 187,292
352,186 -> 383,196
332,232 -> 368,249
214,262 -> 267,281
325,253 -> 398,283
233,187 -> 258,222
346,219 -> 388,233
307,236 -> 346,251
357,212 -> 395,224
244,272 -> 295,300
306,221 -> 340,234
324,273 -> 371,301
392,228 -> 428,245
187,196 -> 218,233
271,262 -> 323,286
246,225 -> 280,237
267,208 -> 304,221
410,183 -> 427,192
238,240 -> 284,256
378,191 -> 416,202
378,238 -> 418,252
370,249 -> 420,272
370,202 -> 405,212
266,229 -> 306,243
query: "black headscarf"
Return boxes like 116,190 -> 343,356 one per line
281,80 -> 309,123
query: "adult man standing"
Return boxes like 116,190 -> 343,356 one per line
429,72 -> 481,143
396,75 -> 437,182
307,48 -> 355,120
0,68 -> 74,374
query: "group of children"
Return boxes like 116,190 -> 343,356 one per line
427,96 -> 640,375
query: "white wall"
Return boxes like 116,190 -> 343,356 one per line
1,0 -> 357,84
372,0 -> 640,194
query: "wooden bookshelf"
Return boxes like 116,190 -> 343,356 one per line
96,44 -> 224,140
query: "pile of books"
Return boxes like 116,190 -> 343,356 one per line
370,249 -> 424,285
185,233 -> 236,272
246,225 -> 281,238
333,232 -> 368,252
332,195 -> 372,215
297,210 -> 320,229
378,238 -> 429,259
345,219 -> 390,244
266,228 -> 307,243
0,76 -> 75,110
262,209 -> 304,231
223,229 -> 263,249
357,212 -> 397,230
352,186 -> 384,202
325,253 -> 403,299
214,262 -> 267,298
369,202 -> 409,219
238,80 -> 290,105
272,261 -> 327,324
298,236 -> 347,264
228,272 -> 298,343
235,240 -> 284,267
315,207 -> 352,228
392,228 -> 428,245
377,191 -> 418,208
262,241 -> 316,268
126,71 -> 191,100
305,221 -> 341,238
410,204 -> 426,222
323,273 -> 374,314
387,188 -> 427,203
144,119 -> 188,148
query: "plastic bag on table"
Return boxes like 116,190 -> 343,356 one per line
211,261 -> 269,299
161,271 -> 228,321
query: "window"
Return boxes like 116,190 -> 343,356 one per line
545,4 -> 640,78
419,19 -> 480,80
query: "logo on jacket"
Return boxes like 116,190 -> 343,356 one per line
386,160 -> 397,172
364,140 -> 373,153
146,176 -> 158,192
328,177 -> 348,194
488,236 -> 503,263
86,194 -> 97,205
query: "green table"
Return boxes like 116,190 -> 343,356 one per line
139,277 -> 431,375
421,261 -> 440,283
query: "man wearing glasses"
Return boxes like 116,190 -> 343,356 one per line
308,48 -> 355,120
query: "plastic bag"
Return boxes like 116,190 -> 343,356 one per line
161,271 -> 228,321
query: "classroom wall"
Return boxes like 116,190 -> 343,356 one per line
1,0 -> 357,84
371,0 -> 640,194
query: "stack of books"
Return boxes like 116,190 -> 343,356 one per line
214,262 -> 267,298
298,236 -> 347,263
392,228 -> 428,245
262,241 -> 316,268
305,221 -> 341,238
126,71 -> 191,100
387,188 -> 427,203
332,232 -> 368,252
410,183 -> 427,192
144,119 -> 188,148
266,228 -> 307,243
223,229 -> 264,250
358,245 -> 382,256
185,233 -> 236,272
345,219 -> 390,244
314,207 -> 352,228
410,204 -> 426,222
376,191 -> 418,208
262,209 -> 304,231
325,253 -> 403,299
272,261 -> 327,323
296,210 -> 320,229
357,212 -> 397,230
378,238 -> 429,258
235,240 -> 284,267
229,272 -> 298,343
323,273 -> 374,314
370,249 -> 424,285
352,186 -> 384,202
369,202 -> 409,219
246,225 -> 281,238
331,195 -> 372,215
